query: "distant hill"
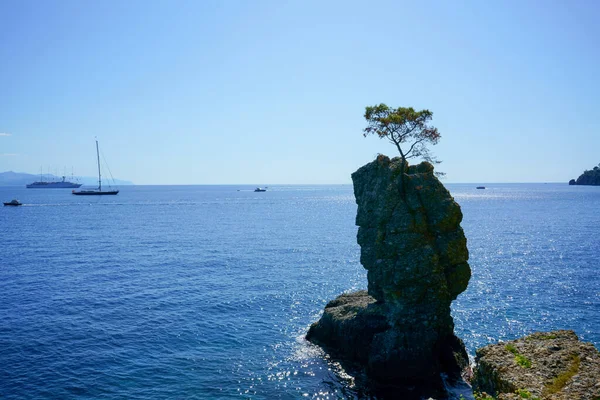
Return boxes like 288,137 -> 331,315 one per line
0,171 -> 133,186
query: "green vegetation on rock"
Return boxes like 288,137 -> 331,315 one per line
473,330 -> 599,400
515,354 -> 532,368
505,343 -> 518,354
505,343 -> 532,368
516,388 -> 540,399
544,354 -> 580,395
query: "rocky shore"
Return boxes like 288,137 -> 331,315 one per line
473,330 -> 600,400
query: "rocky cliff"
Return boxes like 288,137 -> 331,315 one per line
307,155 -> 471,398
472,330 -> 600,399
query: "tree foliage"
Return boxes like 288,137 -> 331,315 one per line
363,104 -> 442,166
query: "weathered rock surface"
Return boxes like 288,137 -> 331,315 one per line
472,330 -> 600,400
307,155 -> 471,398
306,291 -> 389,364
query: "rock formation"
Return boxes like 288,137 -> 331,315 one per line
307,155 -> 471,398
570,165 -> 600,186
472,330 -> 600,400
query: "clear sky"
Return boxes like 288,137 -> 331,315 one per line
1,0 -> 599,184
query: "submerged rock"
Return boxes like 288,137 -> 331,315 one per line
307,155 -> 471,398
472,330 -> 600,400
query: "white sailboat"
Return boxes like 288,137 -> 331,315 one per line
72,139 -> 119,196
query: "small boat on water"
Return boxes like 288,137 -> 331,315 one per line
72,139 -> 119,196
3,199 -> 22,206
476,186 -> 486,189
254,187 -> 267,192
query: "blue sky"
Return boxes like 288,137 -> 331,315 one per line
1,0 -> 598,184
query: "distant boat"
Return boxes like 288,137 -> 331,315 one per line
72,140 -> 119,196
3,199 -> 22,206
27,168 -> 82,189
254,187 -> 267,192
26,175 -> 82,189
476,186 -> 485,189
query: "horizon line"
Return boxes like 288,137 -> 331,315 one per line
55,181 -> 572,186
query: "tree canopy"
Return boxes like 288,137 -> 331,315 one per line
363,104 -> 441,165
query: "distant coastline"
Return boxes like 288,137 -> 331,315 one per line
0,171 -> 134,186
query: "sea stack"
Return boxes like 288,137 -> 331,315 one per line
307,155 -> 471,397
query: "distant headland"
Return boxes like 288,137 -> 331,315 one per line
0,171 -> 133,186
569,164 -> 600,185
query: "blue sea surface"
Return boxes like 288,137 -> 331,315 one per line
0,184 -> 598,399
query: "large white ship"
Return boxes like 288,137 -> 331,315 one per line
26,175 -> 82,188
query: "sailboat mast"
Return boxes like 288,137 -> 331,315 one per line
96,139 -> 102,191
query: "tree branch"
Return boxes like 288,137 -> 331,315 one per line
397,121 -> 420,142
405,138 -> 426,158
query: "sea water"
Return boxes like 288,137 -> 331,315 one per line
0,184 -> 598,399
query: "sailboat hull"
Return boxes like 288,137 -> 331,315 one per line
72,190 -> 119,196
